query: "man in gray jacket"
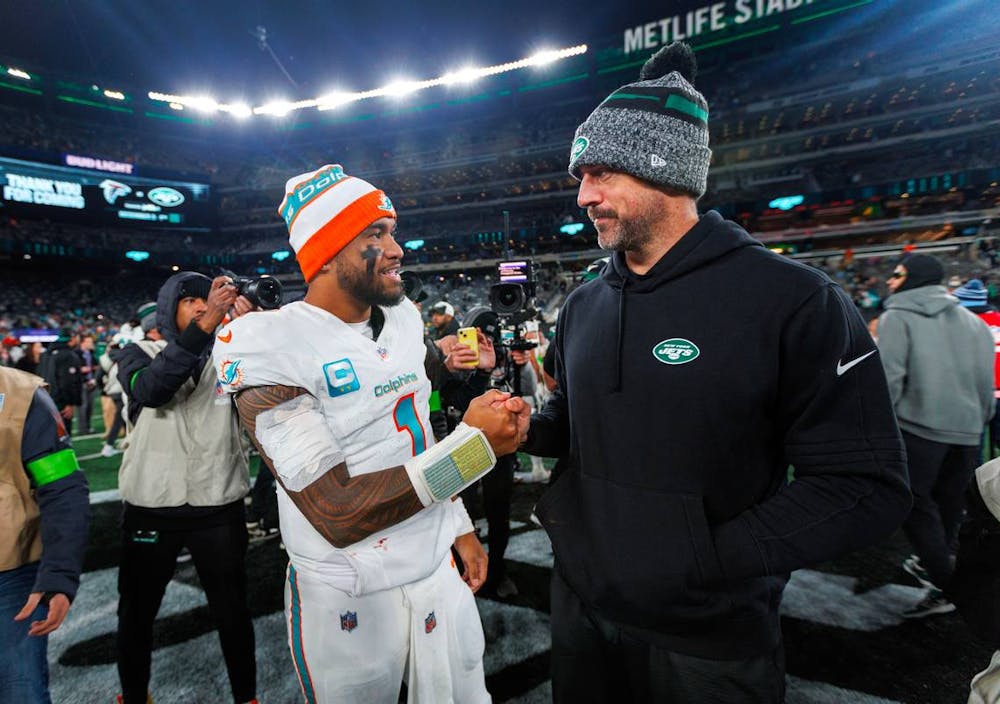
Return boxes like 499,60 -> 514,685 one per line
879,254 -> 995,618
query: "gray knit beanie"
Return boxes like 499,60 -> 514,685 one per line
569,42 -> 711,198
137,301 -> 158,333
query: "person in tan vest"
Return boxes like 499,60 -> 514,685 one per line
109,272 -> 259,704
0,366 -> 89,702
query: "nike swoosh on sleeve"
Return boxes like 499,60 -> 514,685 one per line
836,350 -> 876,376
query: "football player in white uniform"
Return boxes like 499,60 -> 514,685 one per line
214,164 -> 524,704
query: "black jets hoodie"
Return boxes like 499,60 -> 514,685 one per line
526,211 -> 910,658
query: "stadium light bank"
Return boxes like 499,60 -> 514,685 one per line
146,44 -> 588,118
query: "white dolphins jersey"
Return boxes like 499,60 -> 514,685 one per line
214,300 -> 469,595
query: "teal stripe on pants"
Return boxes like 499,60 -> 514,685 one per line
288,565 -> 317,704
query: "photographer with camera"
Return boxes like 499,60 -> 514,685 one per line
222,270 -> 283,311
110,271 -> 259,704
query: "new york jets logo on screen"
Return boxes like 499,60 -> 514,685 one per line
148,187 -> 185,208
571,136 -> 589,161
652,338 -> 700,365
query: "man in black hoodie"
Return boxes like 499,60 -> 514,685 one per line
111,272 -> 259,704
39,329 -> 83,436
516,43 -> 911,703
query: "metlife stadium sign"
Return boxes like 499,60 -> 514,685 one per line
623,0 -> 824,54
0,156 -> 211,229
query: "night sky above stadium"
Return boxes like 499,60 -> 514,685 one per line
0,0 -> 663,100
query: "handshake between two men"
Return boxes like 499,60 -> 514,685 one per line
403,388 -> 532,510
462,389 -> 531,459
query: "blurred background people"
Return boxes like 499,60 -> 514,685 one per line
879,255 -> 995,618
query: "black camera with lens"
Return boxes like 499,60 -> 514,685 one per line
223,270 -> 283,310
489,260 -> 536,326
485,260 -> 538,396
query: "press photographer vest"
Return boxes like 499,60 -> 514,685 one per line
0,368 -> 45,571
119,339 -> 249,508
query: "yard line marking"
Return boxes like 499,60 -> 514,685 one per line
73,432 -> 105,441
89,488 -> 120,504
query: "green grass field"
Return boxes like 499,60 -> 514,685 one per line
71,406 -> 124,492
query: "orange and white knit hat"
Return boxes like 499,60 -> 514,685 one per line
277,164 -> 397,281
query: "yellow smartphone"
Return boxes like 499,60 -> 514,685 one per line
457,327 -> 479,368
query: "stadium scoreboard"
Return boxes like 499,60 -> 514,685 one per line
0,156 -> 212,230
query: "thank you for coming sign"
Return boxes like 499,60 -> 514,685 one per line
0,156 -> 212,230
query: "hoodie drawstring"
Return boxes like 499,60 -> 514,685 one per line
615,277 -> 627,392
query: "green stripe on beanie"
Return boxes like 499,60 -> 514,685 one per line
665,93 -> 708,123
600,89 -> 708,125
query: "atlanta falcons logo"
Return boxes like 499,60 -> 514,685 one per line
99,179 -> 132,205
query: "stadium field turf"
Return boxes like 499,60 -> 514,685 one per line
52,405 -> 996,703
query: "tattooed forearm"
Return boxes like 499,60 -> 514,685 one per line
235,385 -> 424,548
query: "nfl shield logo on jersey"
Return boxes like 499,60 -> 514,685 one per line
340,611 -> 358,632
424,611 -> 436,634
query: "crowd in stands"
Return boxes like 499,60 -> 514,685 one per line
0,268 -> 158,357
0,35 -> 996,293
7,241 -> 1000,376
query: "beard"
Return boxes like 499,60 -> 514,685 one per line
337,262 -> 405,308
591,203 -> 658,253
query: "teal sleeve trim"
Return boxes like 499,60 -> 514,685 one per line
25,448 -> 80,487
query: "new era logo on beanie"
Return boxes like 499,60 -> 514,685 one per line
278,164 -> 397,281
569,42 -> 711,198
